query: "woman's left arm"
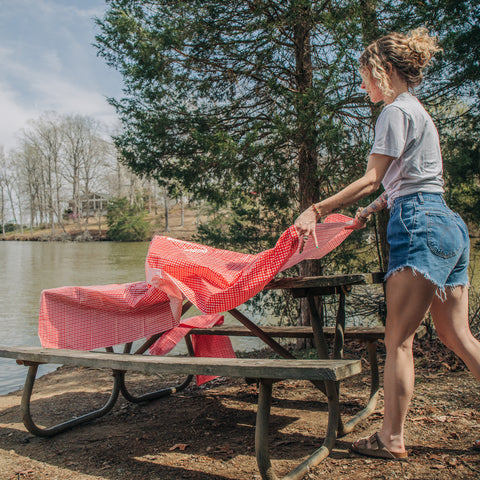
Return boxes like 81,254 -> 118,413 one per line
294,153 -> 395,247
348,191 -> 389,230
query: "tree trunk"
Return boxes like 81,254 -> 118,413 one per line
16,190 -> 24,234
1,185 -> 5,238
6,182 -> 18,229
293,2 -> 322,345
164,190 -> 170,232
180,194 -> 184,227
98,210 -> 102,236
360,0 -> 388,322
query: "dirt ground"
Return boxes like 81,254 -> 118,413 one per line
0,340 -> 479,480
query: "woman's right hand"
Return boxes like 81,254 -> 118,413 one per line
294,206 -> 319,252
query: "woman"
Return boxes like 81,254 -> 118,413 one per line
295,28 -> 480,459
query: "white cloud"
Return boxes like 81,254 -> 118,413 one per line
0,82 -> 35,149
0,0 -> 123,152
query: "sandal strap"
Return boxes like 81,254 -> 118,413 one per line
372,433 -> 396,458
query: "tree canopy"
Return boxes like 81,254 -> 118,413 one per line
95,0 -> 480,253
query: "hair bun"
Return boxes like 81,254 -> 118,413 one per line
359,27 -> 442,93
407,27 -> 441,69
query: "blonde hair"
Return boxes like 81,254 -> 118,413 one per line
360,28 -> 442,96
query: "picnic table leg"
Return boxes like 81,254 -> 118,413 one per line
20,362 -> 121,437
117,337 -> 195,403
113,302 -> 197,403
333,288 -> 347,360
229,308 -> 295,360
333,289 -> 347,435
255,378 -> 340,480
309,287 -> 379,436
118,371 -> 194,403
338,339 -> 380,435
306,295 -> 329,396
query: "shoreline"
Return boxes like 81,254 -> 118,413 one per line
1,231 -> 109,242
0,207 -> 202,243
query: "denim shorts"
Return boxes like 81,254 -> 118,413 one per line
386,192 -> 470,294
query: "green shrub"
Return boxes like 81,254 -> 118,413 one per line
106,197 -> 150,241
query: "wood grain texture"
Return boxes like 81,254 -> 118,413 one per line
0,346 -> 361,381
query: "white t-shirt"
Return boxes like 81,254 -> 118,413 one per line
370,92 -> 444,207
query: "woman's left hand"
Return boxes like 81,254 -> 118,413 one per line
294,207 -> 318,252
345,207 -> 369,230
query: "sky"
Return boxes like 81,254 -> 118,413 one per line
0,0 -> 124,152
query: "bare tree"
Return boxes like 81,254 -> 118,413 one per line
15,141 -> 45,232
8,150 -> 32,235
20,113 -> 65,234
0,147 -> 6,237
9,113 -> 147,236
61,115 -> 112,229
62,115 -> 91,223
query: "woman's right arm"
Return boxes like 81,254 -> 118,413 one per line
295,153 -> 394,243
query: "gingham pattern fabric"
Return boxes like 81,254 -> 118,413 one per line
146,214 -> 353,314
39,214 -> 353,353
39,282 -> 176,350
190,331 -> 236,386
149,313 -> 236,385
149,314 -> 226,356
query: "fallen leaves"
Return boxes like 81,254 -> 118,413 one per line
211,445 -> 235,455
12,471 -> 35,478
427,453 -> 460,470
169,443 -> 190,451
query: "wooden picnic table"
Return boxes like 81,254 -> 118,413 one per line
2,271 -> 423,480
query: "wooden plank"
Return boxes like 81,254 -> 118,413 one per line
264,272 -> 385,291
191,325 -> 378,339
190,325 -> 426,341
289,286 -> 348,298
0,346 -> 361,381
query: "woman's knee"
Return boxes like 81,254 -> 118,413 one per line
384,332 -> 414,354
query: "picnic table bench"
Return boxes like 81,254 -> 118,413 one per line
0,345 -> 360,480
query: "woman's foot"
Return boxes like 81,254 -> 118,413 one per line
350,432 -> 408,460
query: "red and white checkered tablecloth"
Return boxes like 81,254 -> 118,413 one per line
39,281 -> 176,350
149,313 -> 235,385
39,214 -> 353,354
146,214 -> 353,314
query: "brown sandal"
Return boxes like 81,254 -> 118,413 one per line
350,432 -> 408,460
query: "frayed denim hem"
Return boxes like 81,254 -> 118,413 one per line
445,282 -> 471,290
385,265 -> 469,302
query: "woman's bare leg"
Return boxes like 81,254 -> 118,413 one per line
430,286 -> 480,380
377,268 -> 437,454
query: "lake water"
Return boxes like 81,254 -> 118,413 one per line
0,241 -> 265,395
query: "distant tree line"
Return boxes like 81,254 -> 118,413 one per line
0,112 -> 173,237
